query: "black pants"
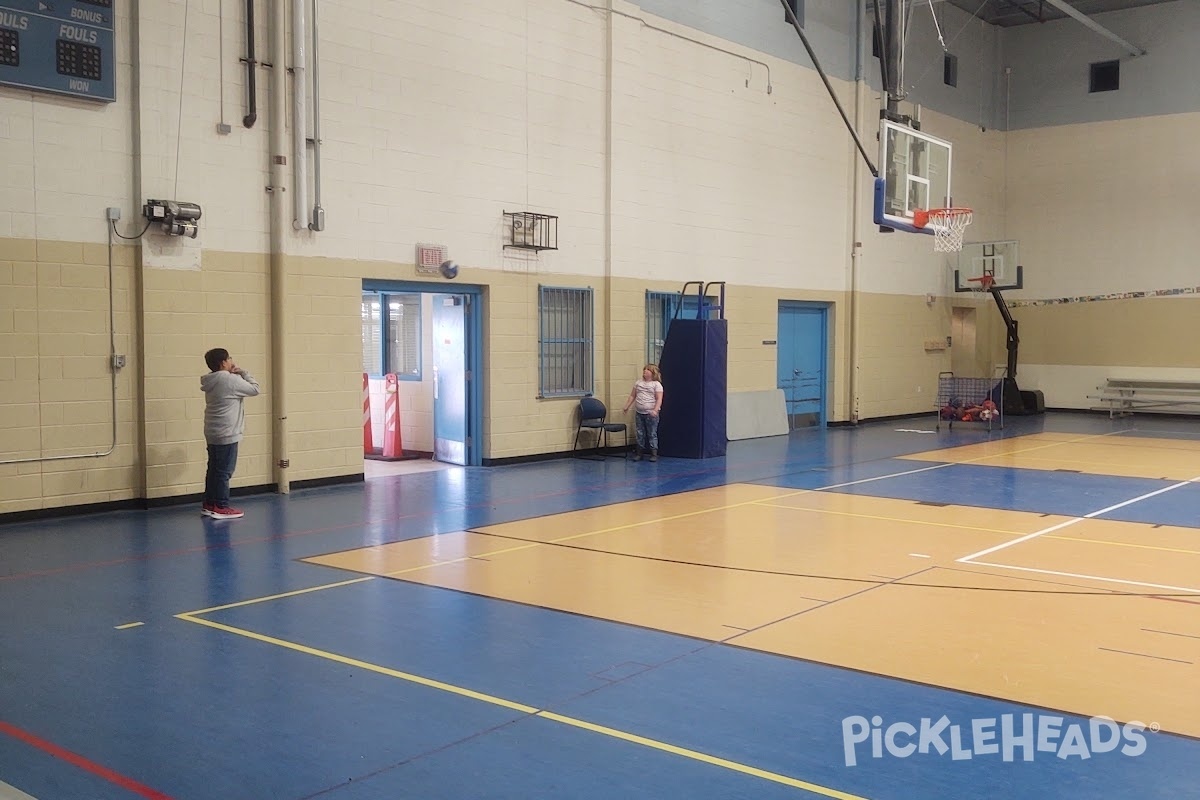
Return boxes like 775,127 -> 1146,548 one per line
204,442 -> 239,507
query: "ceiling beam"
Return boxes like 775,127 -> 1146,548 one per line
1039,0 -> 1147,56
998,0 -> 1045,24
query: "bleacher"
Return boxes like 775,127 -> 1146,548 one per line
1089,378 -> 1200,418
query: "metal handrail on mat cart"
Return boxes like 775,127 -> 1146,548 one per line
935,368 -> 1005,431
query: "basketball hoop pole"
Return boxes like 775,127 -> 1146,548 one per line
968,273 -> 1020,382
777,0 -> 878,177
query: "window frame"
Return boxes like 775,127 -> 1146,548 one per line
361,290 -> 422,381
537,285 -> 594,399
645,290 -> 714,365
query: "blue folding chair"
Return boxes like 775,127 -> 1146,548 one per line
572,397 -> 628,457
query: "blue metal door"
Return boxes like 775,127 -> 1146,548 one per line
433,294 -> 468,464
777,303 -> 827,427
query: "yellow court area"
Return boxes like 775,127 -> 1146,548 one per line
305,462 -> 1200,740
900,431 -> 1200,480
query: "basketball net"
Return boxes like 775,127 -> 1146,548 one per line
968,274 -> 994,297
913,208 -> 973,253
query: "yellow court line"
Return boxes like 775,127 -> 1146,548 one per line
1044,534 -> 1200,557
385,430 -> 1120,578
165,430 -> 1121,797
176,612 -> 537,712
933,453 -> 1200,475
175,612 -> 868,799
539,711 -> 867,799
749,500 -> 1042,538
384,494 -> 796,575
183,576 -> 376,616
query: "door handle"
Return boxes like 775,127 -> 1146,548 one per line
432,365 -> 439,400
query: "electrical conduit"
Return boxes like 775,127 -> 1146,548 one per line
290,0 -> 307,231
270,0 -> 290,491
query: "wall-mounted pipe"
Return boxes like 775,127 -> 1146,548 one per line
309,0 -> 324,230
241,0 -> 257,128
291,0 -> 308,230
269,0 -> 291,492
845,0 -> 873,426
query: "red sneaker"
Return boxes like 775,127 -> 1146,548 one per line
208,506 -> 244,520
201,502 -> 215,517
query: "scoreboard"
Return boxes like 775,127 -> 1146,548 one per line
0,0 -> 115,102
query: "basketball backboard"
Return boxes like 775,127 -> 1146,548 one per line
953,240 -> 1024,292
873,119 -> 953,236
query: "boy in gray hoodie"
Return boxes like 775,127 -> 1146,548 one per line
200,348 -> 261,519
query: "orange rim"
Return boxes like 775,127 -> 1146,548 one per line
913,207 -> 973,229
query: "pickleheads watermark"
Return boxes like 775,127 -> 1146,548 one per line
842,714 -> 1150,767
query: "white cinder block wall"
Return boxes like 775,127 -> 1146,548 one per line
294,0 -> 608,273
609,10 -> 852,292
0,0 -> 1008,513
139,0 -> 272,265
8,0 -> 1197,511
999,1 -> 1200,406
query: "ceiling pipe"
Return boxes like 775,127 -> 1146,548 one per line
241,0 -> 258,128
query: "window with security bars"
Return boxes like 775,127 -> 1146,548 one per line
538,286 -> 593,397
645,290 -> 712,365
362,291 -> 421,379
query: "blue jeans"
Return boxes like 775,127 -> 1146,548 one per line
635,412 -> 659,451
204,442 -> 239,507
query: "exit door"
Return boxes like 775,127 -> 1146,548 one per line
432,294 -> 469,464
777,303 -> 828,428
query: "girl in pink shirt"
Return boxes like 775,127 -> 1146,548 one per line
623,364 -> 664,461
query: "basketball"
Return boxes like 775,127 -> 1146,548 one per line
439,260 -> 459,279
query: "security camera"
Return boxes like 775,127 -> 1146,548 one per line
143,199 -> 203,238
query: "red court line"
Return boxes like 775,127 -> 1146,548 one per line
0,720 -> 175,800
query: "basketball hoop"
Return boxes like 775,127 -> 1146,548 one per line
967,275 -> 994,295
913,207 -> 973,252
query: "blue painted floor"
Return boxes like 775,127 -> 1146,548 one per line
2,412 -> 1199,800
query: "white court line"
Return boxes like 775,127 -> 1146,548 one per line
964,560 -> 1200,595
957,473 -> 1200,564
815,428 -> 1133,498
0,780 -> 38,800
957,472 -> 1200,594
814,462 -> 955,491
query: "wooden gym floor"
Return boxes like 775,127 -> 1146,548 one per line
2,415 -> 1199,799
